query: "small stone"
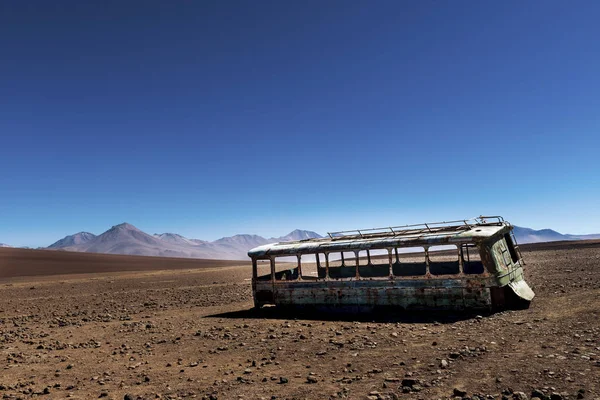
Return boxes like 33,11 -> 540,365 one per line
454,388 -> 468,397
440,359 -> 448,369
279,377 -> 288,384
401,378 -> 418,388
531,390 -> 545,399
306,375 -> 318,384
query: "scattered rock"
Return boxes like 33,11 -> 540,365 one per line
513,392 -> 529,400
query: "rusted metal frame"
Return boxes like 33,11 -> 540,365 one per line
251,258 -> 258,280
267,236 -> 468,261
478,215 -> 504,224
269,257 -> 276,292
315,253 -> 321,279
420,244 -> 465,280
263,228 -> 501,258
327,218 -> 485,240
509,229 -> 525,266
251,258 -> 258,303
474,241 -> 495,279
464,242 -> 484,276
325,253 -> 330,280
373,245 -> 416,282
263,240 -> 489,282
347,248 -> 393,281
297,254 -> 302,279
424,247 -> 431,277
291,221 -> 511,250
337,251 -> 358,281
455,245 -> 465,278
329,225 -> 423,240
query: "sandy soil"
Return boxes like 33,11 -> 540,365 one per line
0,242 -> 598,400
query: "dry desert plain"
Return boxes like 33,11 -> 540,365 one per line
0,241 -> 599,400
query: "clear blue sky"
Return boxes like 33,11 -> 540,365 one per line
1,1 -> 599,247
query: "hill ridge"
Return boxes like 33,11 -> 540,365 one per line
44,223 -> 600,260
47,224 -> 322,260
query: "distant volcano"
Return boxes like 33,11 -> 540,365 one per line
48,232 -> 96,248
512,226 -> 600,244
276,229 -> 323,242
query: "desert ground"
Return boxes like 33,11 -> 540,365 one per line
0,242 -> 598,400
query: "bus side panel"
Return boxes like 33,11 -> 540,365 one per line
463,287 -> 492,309
255,281 -> 275,306
271,280 -> 492,310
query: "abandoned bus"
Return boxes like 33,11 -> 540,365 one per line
248,216 -> 534,311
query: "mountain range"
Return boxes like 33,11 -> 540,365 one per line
511,226 -> 600,244
46,223 -> 322,260
2,224 -> 598,260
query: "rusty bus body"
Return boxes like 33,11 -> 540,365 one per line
248,217 -> 534,311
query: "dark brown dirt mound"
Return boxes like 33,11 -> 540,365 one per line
0,247 -> 248,279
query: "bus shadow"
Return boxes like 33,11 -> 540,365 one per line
204,306 -> 492,324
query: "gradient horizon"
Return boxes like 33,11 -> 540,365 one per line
1,1 -> 599,248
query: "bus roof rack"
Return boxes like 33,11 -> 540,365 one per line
326,215 -> 505,241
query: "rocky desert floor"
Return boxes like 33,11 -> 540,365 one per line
0,241 -> 599,400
